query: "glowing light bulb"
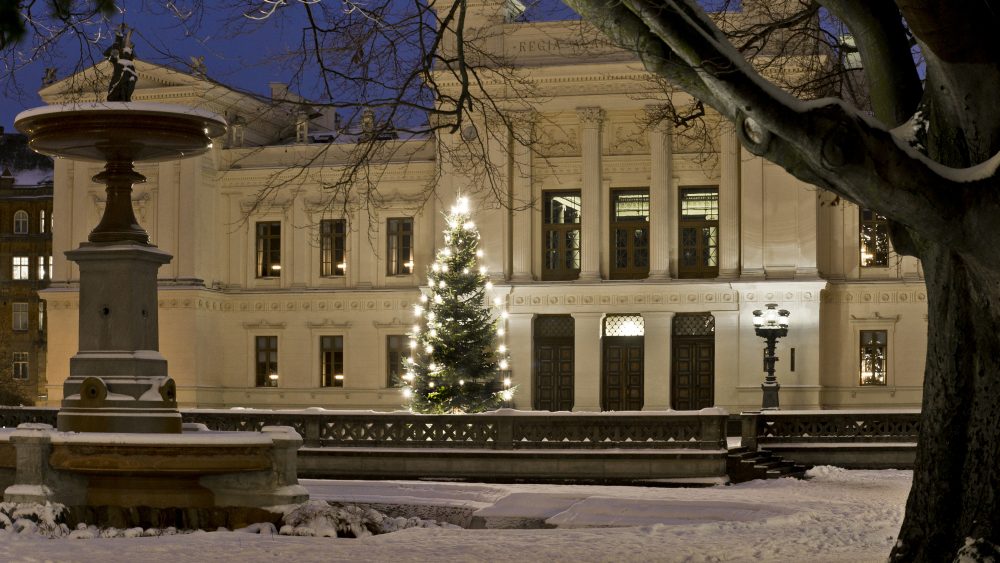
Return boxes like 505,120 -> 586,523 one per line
413,305 -> 424,316
409,339 -> 417,349
501,390 -> 513,401
443,247 -> 452,257
497,328 -> 505,336
420,294 -> 428,303
429,363 -> 437,371
499,360 -> 509,369
429,381 -> 435,388
442,264 -> 449,272
501,311 -> 509,319
479,266 -> 487,275
412,324 -> 420,333
432,263 -> 440,272
425,344 -> 433,354
404,372 -> 415,381
493,297 -> 501,306
485,281 -> 493,290
463,221 -> 475,230
402,388 -> 412,399
427,311 -> 436,320
463,268 -> 470,274
476,250 -> 483,258
459,379 -> 465,386
434,294 -> 443,304
429,329 -> 437,337
503,378 -> 512,387
499,345 -> 507,353
407,357 -> 415,365
439,280 -> 446,288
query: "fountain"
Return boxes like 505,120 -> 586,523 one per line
0,27 -> 308,527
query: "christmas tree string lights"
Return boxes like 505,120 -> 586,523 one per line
401,196 -> 513,413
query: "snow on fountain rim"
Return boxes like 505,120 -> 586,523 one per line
15,102 -> 227,129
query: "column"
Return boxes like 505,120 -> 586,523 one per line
571,312 -> 603,411
155,161 -> 178,279
577,107 -> 604,282
647,111 -> 672,280
510,111 -> 535,281
741,154 -> 765,279
796,181 -> 819,278
507,312 -> 534,409
642,312 -> 674,409
290,197 -> 309,288
719,124 -> 741,278
356,207 -> 374,289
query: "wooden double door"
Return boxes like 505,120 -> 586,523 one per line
534,338 -> 575,411
602,336 -> 644,411
671,336 -> 715,410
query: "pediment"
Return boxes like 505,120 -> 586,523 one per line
39,59 -> 219,103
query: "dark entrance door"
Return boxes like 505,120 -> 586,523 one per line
533,316 -> 575,411
671,313 -> 716,410
602,336 -> 644,411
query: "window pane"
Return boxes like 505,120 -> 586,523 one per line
387,218 -> 413,275
255,335 -> 279,387
860,330 -> 888,386
12,302 -> 28,331
255,222 -> 281,278
386,334 -> 405,387
544,193 -> 581,224
680,188 -> 719,220
320,335 -> 345,387
13,210 -> 28,234
613,191 -> 649,221
860,209 -> 890,267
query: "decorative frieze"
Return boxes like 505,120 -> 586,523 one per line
821,288 -> 928,304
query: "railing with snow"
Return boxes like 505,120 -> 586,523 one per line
741,410 -> 920,449
0,407 -> 728,451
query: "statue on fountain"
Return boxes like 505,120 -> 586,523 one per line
104,25 -> 138,102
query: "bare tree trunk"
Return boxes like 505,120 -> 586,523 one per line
892,241 -> 1000,561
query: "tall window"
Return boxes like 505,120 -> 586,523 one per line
12,256 -> 29,280
255,222 -> 281,278
860,330 -> 888,386
255,335 -> 279,387
610,189 -> 650,279
542,191 -> 581,281
12,302 -> 28,331
38,256 -> 51,281
678,187 -> 719,279
13,210 -> 28,234
320,335 -> 345,387
12,352 -> 28,380
860,209 -> 890,267
320,219 -> 347,277
38,301 -> 45,334
387,218 -> 413,276
386,334 -> 406,387
39,210 -> 47,234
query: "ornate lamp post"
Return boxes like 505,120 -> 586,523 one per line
752,303 -> 790,410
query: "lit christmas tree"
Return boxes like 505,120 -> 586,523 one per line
401,197 -> 512,413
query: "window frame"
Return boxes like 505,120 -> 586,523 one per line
386,334 -> 407,388
12,302 -> 28,332
859,329 -> 889,386
13,210 -> 28,235
677,186 -> 720,279
254,335 -> 279,387
39,210 -> 47,234
320,334 -> 345,388
386,218 -> 414,276
609,188 -> 650,280
541,190 -> 582,281
859,208 -> 891,268
320,219 -> 347,277
12,352 -> 28,381
12,256 -> 29,281
255,221 -> 282,278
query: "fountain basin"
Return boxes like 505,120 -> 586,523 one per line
15,102 -> 227,163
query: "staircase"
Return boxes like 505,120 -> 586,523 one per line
726,447 -> 812,483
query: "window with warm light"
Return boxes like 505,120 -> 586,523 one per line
13,210 -> 28,234
255,335 -> 279,387
40,210 -> 47,234
320,335 -> 345,387
860,330 -> 888,385
610,189 -> 650,279
12,256 -> 29,280
12,302 -> 28,331
38,301 -> 45,334
860,209 -> 890,267
679,187 -> 719,279
38,256 -> 52,280
542,190 -> 581,281
320,219 -> 347,277
387,218 -> 413,275
386,334 -> 407,387
255,221 -> 281,278
12,352 -> 28,380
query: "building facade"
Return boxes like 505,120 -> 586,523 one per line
0,137 -> 53,403
39,7 -> 927,412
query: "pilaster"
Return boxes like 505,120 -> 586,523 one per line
577,107 -> 604,282
719,124 -> 741,279
647,111 -> 672,280
507,312 -> 534,409
571,311 -> 603,411
509,111 -> 535,282
642,312 -> 674,410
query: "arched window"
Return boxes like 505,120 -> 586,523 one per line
13,210 -> 28,234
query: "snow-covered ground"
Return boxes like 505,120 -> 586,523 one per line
0,467 -> 909,562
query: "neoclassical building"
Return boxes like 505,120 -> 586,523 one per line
38,4 -> 927,412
